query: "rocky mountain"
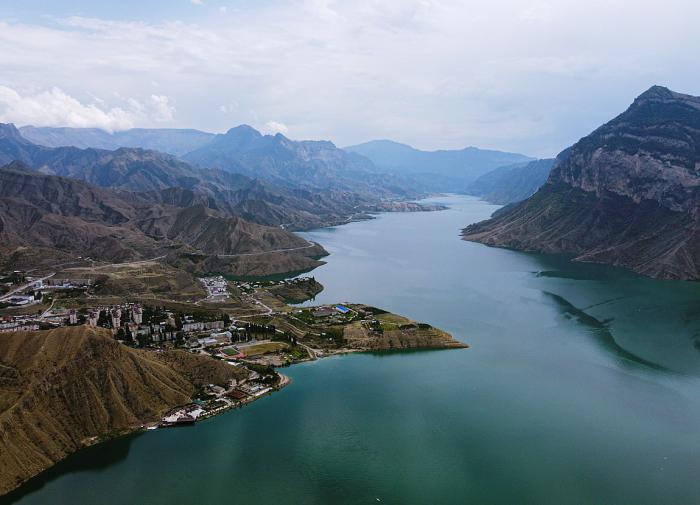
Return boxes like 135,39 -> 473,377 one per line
19,126 -> 214,156
4,123 -> 432,231
0,163 -> 326,276
0,123 -> 211,192
462,86 -> 700,280
0,325 -> 244,495
183,125 -> 413,197
345,139 -> 533,192
467,158 -> 555,204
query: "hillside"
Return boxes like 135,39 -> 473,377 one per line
467,158 -> 555,204
0,163 -> 326,276
345,139 -> 532,192
0,326 -> 243,495
462,86 -> 700,280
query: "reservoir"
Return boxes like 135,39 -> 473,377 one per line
6,195 -> 700,504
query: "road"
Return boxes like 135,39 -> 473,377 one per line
90,255 -> 167,270
0,273 -> 55,302
39,298 -> 56,320
216,242 -> 317,258
236,297 -> 275,318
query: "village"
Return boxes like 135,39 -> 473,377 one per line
0,268 -> 462,428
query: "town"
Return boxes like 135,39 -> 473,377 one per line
0,268 -> 464,427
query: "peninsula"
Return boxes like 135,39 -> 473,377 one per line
0,268 -> 466,497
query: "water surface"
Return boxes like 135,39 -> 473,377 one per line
6,195 -> 700,504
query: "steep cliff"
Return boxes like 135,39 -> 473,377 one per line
463,86 -> 700,280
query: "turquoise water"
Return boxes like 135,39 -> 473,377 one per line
5,195 -> 700,504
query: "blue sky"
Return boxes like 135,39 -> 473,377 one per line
1,0 -> 699,157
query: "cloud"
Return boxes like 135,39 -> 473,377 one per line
0,1 -> 699,155
0,85 -> 175,132
191,0 -> 204,5
150,95 -> 176,122
262,121 -> 289,135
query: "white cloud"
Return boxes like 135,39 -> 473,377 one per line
0,85 -> 176,132
191,0 -> 204,5
262,121 -> 289,135
150,94 -> 176,122
219,6 -> 228,14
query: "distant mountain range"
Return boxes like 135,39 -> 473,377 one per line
1,123 -> 424,232
463,86 -> 700,280
20,126 -> 214,156
19,124 -> 415,197
466,159 -> 555,205
19,124 -> 537,196
345,139 -> 533,192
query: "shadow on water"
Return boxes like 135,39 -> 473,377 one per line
542,291 -> 670,373
0,433 -> 141,505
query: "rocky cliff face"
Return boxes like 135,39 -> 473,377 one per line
462,86 -> 700,280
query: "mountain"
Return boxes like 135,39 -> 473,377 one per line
462,86 -> 700,280
0,163 -> 326,276
0,123 -> 212,192
345,139 -> 533,192
183,125 -> 412,197
467,158 -> 555,204
0,325 -> 244,495
19,126 -> 215,156
3,124 -> 429,231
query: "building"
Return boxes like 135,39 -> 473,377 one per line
205,320 -> 225,330
210,330 -> 232,340
87,310 -> 99,327
182,321 -> 205,332
110,307 -> 122,329
132,304 -> 143,324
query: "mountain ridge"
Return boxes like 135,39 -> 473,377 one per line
0,162 -> 327,276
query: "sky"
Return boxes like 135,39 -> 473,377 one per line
1,0 -> 699,157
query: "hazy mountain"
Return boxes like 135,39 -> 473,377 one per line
1,123 -> 209,192
345,139 -> 533,192
0,162 -> 326,275
463,86 -> 700,280
0,124 -> 406,231
0,325 -> 243,495
183,125 -> 413,197
19,126 -> 215,157
467,159 -> 555,204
